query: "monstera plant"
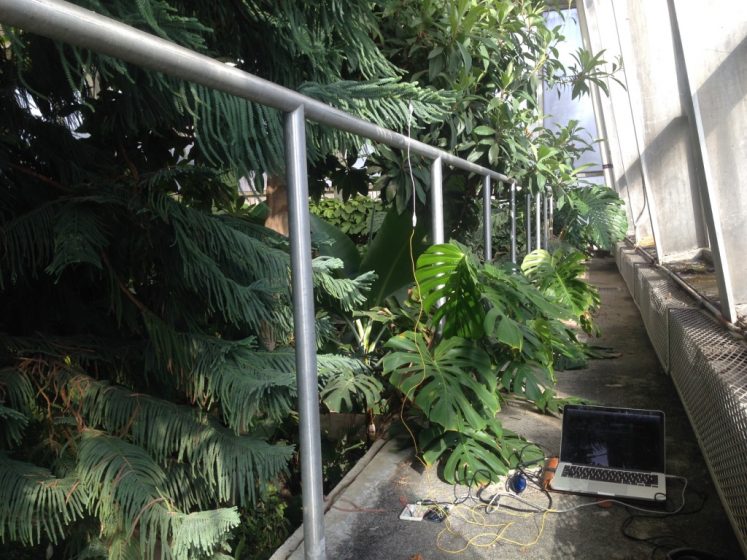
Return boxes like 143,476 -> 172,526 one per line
381,242 -> 586,483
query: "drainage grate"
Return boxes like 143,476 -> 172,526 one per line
669,308 -> 747,550
635,267 -> 694,372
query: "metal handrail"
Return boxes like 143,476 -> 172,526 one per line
0,0 -> 512,184
0,2 -> 526,559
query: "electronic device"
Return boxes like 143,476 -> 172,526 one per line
550,404 -> 667,502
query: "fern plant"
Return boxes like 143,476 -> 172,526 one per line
0,3 -> 401,554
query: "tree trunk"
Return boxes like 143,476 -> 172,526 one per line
264,174 -> 289,236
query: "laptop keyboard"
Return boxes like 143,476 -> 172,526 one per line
561,465 -> 659,487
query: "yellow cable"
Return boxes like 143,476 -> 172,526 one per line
398,228 -> 428,470
434,503 -> 551,555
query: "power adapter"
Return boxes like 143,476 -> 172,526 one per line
400,503 -> 427,521
399,503 -> 449,522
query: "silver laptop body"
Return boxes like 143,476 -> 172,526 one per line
550,404 -> 667,502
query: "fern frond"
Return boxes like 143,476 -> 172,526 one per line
172,222 -> 277,329
146,192 -> 290,329
76,430 -> 240,560
0,201 -> 58,288
0,455 -> 85,546
171,508 -> 240,558
45,202 -> 109,281
0,405 -> 29,446
0,367 -> 35,410
70,373 -> 294,506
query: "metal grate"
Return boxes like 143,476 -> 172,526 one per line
635,267 -> 694,372
616,245 -> 650,305
669,308 -> 747,551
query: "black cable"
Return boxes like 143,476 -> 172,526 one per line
620,478 -> 709,560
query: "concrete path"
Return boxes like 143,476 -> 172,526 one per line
281,257 -> 742,560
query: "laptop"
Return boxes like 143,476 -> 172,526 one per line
550,404 -> 667,502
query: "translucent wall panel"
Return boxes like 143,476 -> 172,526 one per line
577,0 -> 652,241
580,0 -> 746,320
611,0 -> 708,259
672,1 -> 747,315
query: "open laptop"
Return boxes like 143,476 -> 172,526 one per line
550,404 -> 667,502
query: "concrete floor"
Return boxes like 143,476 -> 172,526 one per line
280,257 -> 743,560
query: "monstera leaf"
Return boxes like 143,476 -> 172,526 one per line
382,332 -> 498,432
555,185 -> 628,251
418,420 -> 542,485
521,247 -> 600,333
522,248 -> 595,313
415,242 -> 484,338
320,369 -> 383,412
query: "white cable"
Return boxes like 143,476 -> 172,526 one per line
485,474 -> 688,516
406,100 -> 417,228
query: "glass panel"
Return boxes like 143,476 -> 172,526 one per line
544,8 -> 603,173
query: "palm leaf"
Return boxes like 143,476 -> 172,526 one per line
72,373 -> 293,506
76,431 -> 240,560
556,185 -> 628,250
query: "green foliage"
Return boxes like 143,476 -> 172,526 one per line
231,484 -> 290,560
365,2 -> 625,262
383,332 -> 497,432
0,2 -> 401,554
309,195 -> 385,244
359,205 -> 430,308
555,184 -> 629,251
382,242 -> 587,484
521,247 -> 601,334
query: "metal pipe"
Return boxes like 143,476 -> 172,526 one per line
526,193 -> 532,255
285,107 -> 326,560
549,192 -> 554,238
0,0 -> 513,184
510,181 -> 517,265
431,157 -> 444,245
543,190 -> 549,249
535,192 -> 542,250
483,175 -> 492,261
632,244 -> 746,340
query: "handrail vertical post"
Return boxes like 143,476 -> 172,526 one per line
535,192 -> 542,250
510,181 -> 517,265
526,193 -> 532,255
285,106 -> 326,560
543,188 -> 549,249
549,191 -> 554,239
483,175 -> 492,261
431,156 -> 444,244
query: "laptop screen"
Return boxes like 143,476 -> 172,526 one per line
561,405 -> 665,473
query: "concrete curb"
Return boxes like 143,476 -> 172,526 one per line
269,438 -> 388,560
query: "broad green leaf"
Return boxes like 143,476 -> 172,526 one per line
360,206 -> 429,307
309,213 -> 361,276
320,370 -> 383,412
496,317 -> 523,350
415,243 -> 484,338
473,125 -> 496,136
382,332 -> 497,431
